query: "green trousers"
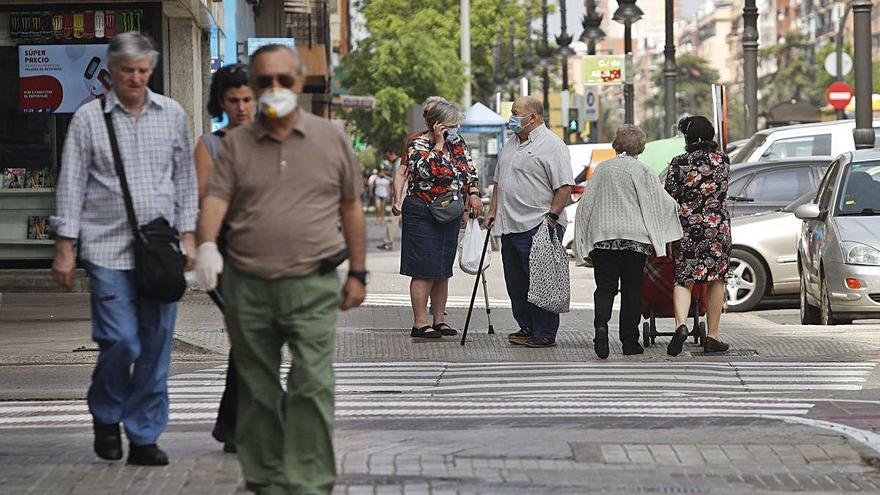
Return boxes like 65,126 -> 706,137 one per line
222,263 -> 340,495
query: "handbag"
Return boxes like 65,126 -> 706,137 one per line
102,99 -> 187,303
427,190 -> 465,224
527,223 -> 571,314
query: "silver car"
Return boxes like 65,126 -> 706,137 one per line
796,151 -> 880,325
727,191 -> 816,312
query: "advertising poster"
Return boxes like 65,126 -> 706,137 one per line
581,55 -> 626,85
19,44 -> 112,113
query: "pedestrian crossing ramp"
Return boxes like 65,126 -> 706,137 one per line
0,361 -> 874,428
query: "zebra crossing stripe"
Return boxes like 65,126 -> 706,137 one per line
0,361 -> 873,428
361,293 -> 595,310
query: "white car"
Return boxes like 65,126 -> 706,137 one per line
562,144 -> 613,254
733,119 -> 880,165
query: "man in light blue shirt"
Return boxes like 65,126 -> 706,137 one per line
52,33 -> 197,466
485,96 -> 573,347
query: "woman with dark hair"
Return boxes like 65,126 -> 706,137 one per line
194,64 -> 256,453
664,116 -> 731,356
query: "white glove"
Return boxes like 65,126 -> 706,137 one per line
195,242 -> 224,291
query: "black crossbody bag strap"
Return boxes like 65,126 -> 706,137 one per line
101,98 -> 140,242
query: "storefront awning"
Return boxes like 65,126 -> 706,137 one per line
163,0 -> 220,30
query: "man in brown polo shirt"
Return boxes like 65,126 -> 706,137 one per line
195,44 -> 366,495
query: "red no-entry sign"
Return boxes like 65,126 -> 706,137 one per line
827,81 -> 854,110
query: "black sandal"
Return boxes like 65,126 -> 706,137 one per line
411,325 -> 442,338
433,323 -> 458,336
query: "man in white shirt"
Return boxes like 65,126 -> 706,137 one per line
484,96 -> 574,348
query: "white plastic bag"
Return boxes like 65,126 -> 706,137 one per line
459,218 -> 491,274
527,223 -> 571,313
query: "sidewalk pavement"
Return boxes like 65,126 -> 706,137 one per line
4,292 -> 880,366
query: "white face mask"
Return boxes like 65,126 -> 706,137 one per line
258,88 -> 298,119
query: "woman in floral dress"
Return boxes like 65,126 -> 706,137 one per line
663,116 -> 731,355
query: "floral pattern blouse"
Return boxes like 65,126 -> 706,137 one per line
664,147 -> 732,286
406,133 -> 479,203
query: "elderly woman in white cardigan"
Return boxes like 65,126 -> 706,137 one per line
574,125 -> 683,359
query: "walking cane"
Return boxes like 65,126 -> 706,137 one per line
207,288 -> 225,311
460,227 -> 493,346
481,271 -> 495,334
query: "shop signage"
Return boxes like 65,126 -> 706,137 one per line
247,38 -> 296,55
19,44 -> 111,114
340,95 -> 376,109
581,55 -> 626,85
9,9 -> 142,41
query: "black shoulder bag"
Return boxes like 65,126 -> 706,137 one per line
102,99 -> 187,303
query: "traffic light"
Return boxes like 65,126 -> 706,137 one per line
567,108 -> 579,133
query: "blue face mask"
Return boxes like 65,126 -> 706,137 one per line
507,115 -> 524,134
445,126 -> 460,142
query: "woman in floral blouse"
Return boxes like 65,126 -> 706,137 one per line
664,116 -> 731,355
401,100 -> 482,338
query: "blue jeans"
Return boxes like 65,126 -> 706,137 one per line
501,223 -> 565,340
83,260 -> 177,445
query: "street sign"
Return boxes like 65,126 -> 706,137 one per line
340,95 -> 376,109
581,55 -> 626,85
247,37 -> 296,55
826,81 -> 854,110
584,86 -> 599,122
824,52 -> 853,77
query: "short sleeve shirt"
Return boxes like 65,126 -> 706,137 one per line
206,111 -> 363,279
494,124 -> 574,234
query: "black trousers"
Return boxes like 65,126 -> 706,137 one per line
591,249 -> 647,345
213,351 -> 238,443
210,282 -> 237,445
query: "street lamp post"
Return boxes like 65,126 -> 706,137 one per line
663,0 -> 677,137
613,0 -> 642,125
539,0 -> 551,116
580,0 -> 605,143
835,2 -> 853,120
852,0 -> 874,150
742,0 -> 758,137
556,0 -> 573,143
493,27 -> 503,113
507,18 -> 518,101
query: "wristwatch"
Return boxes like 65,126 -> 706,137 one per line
547,212 -> 560,222
348,270 -> 369,286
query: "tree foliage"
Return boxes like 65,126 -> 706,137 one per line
339,0 -> 537,154
640,55 -> 720,140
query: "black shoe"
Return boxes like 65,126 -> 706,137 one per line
666,325 -> 689,357
127,443 -> 169,466
524,336 -> 556,348
93,421 -> 122,461
593,326 -> 609,359
622,341 -> 645,356
433,323 -> 458,336
703,337 -> 730,353
376,243 -> 393,251
411,325 -> 442,338
223,442 -> 237,454
507,327 -> 533,345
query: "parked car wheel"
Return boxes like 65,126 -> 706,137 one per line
799,268 -> 820,325
726,249 -> 766,312
819,271 -> 852,326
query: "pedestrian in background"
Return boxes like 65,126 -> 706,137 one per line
195,44 -> 366,494
193,63 -> 256,453
373,167 -> 392,224
484,96 -> 573,348
401,99 -> 482,338
665,116 -> 731,356
379,149 -> 402,250
52,32 -> 197,465
573,125 -> 682,359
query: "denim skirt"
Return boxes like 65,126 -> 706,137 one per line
400,195 -> 460,280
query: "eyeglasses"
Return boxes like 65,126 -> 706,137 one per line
255,74 -> 296,89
